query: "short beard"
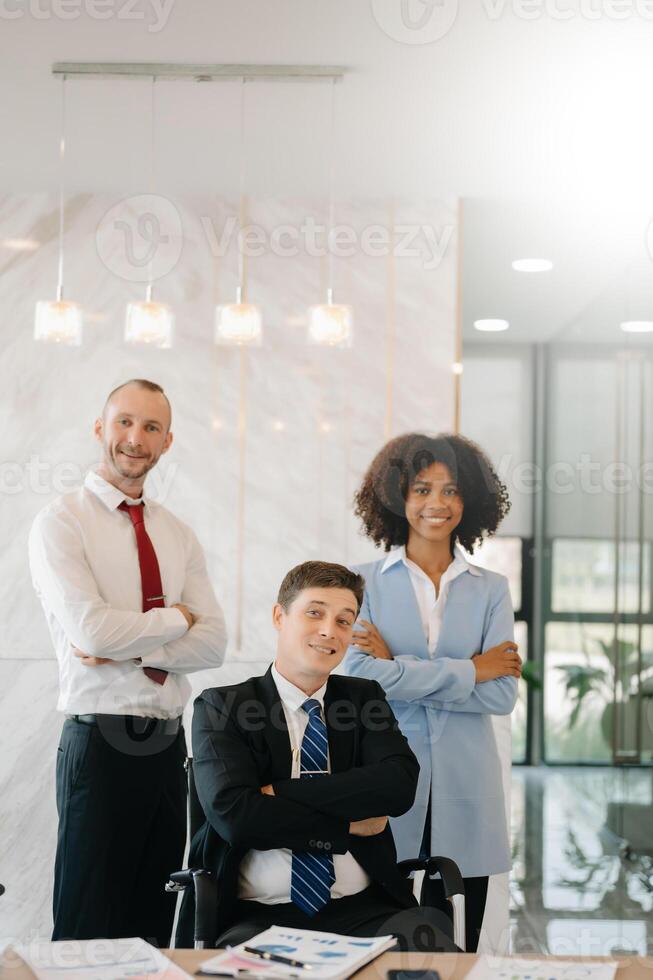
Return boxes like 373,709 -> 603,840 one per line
110,446 -> 155,482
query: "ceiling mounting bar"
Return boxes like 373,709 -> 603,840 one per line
51,63 -> 347,82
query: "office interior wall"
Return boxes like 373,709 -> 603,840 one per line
0,193 -> 456,940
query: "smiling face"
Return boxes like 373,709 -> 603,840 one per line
94,383 -> 173,494
405,461 -> 464,549
273,587 -> 358,694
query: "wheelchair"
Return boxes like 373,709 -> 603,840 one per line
167,758 -> 466,952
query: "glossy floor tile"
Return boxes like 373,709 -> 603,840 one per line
510,766 -> 653,955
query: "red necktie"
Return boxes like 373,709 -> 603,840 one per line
119,501 -> 168,686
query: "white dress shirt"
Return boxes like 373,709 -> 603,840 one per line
237,664 -> 371,904
28,470 -> 227,719
381,544 -> 481,655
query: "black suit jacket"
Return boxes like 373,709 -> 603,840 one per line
176,667 -> 420,945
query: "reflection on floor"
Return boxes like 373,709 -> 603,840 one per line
510,767 -> 653,956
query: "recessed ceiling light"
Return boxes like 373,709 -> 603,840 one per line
474,318 -> 509,332
451,361 -> 464,375
1,238 -> 40,251
512,258 -> 553,272
620,320 -> 653,333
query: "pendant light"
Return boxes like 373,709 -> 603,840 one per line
307,78 -> 352,348
34,77 -> 83,345
215,77 -> 262,346
124,76 -> 174,348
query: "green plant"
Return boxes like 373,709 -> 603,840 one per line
520,660 -> 542,689
556,636 -> 653,729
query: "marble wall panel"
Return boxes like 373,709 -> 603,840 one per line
0,193 -> 458,940
1,193 -> 456,662
0,660 -> 61,942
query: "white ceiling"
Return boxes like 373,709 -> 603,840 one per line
3,0 -> 653,342
462,196 -> 653,343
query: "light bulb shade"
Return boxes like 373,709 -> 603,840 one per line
124,301 -> 174,348
307,303 -> 353,348
34,300 -> 83,345
214,303 -> 262,346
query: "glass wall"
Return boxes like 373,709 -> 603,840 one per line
462,341 -> 653,769
472,535 -> 529,764
462,345 -> 534,764
459,201 -> 653,952
543,346 -> 653,766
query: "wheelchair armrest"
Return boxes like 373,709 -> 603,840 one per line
424,856 -> 464,899
166,869 -> 218,948
397,855 -> 464,899
191,870 -> 218,948
166,869 -> 195,891
423,856 -> 465,952
397,858 -> 427,878
397,856 -> 466,951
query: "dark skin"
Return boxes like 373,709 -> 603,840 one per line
352,462 -> 522,682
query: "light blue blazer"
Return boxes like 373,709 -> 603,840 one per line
343,556 -> 517,877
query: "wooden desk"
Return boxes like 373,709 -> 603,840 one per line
166,951 -> 653,979
3,948 -> 652,980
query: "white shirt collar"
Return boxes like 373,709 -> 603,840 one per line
271,662 -> 327,713
84,470 -> 144,512
381,543 -> 482,577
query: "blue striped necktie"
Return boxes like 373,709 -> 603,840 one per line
290,698 -> 335,916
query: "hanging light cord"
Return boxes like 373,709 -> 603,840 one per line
146,75 -> 156,303
326,77 -> 336,305
237,75 -> 247,303
56,76 -> 66,302
234,75 -> 249,650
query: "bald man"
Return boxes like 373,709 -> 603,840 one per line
29,379 -> 227,946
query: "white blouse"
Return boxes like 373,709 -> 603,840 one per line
381,544 -> 481,655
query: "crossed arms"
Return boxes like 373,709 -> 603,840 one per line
191,683 -> 420,855
345,579 -> 520,715
28,507 -> 227,672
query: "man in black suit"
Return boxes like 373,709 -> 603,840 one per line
178,560 -> 458,950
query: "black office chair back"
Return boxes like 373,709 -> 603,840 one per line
186,758 -> 205,839
176,759 -> 467,951
170,758 -> 219,948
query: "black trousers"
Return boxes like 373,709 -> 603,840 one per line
53,716 -> 187,946
218,885 -> 458,952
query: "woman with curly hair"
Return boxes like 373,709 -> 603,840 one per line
343,432 -> 521,952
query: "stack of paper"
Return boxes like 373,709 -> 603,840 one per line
198,926 -> 397,980
12,937 -> 191,980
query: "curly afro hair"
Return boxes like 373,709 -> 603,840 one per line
354,432 -> 510,554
